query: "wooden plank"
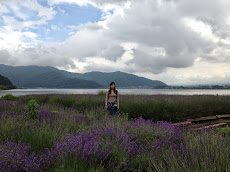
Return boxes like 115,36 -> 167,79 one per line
190,123 -> 227,131
217,119 -> 230,124
216,114 -> 230,119
191,116 -> 217,123
189,121 -> 219,129
171,121 -> 191,126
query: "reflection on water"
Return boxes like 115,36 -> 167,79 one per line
1,88 -> 230,97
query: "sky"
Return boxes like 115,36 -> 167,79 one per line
1,0 -> 230,86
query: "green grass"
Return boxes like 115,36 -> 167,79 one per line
16,94 -> 230,122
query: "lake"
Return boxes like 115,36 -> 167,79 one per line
1,88 -> 230,97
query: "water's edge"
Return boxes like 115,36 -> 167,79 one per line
1,88 -> 230,97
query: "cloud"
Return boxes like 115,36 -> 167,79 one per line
0,3 -> 9,14
1,0 -> 230,85
136,58 -> 230,85
1,0 -> 57,30
0,50 -> 14,64
55,0 -> 223,74
60,22 -> 125,61
2,43 -> 77,69
48,0 -> 128,7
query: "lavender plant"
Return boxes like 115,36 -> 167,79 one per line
0,141 -> 54,172
0,94 -> 229,171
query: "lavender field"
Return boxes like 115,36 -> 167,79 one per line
0,94 -> 229,171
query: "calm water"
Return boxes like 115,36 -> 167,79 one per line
1,88 -> 230,97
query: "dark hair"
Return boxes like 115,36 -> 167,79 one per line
108,82 -> 118,99
109,82 -> 116,92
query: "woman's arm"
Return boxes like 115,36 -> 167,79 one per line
105,91 -> 108,108
117,90 -> 119,109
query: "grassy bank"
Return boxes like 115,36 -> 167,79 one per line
6,93 -> 230,122
0,94 -> 229,171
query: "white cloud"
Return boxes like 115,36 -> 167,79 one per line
48,0 -> 128,8
1,0 -> 230,85
133,59 -> 230,85
23,31 -> 38,39
0,3 -> 9,14
1,0 -> 56,30
48,0 -> 90,6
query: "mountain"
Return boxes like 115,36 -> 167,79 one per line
60,70 -> 167,88
0,64 -> 102,88
22,71 -> 103,88
0,74 -> 17,90
0,64 -> 167,88
0,74 -> 13,86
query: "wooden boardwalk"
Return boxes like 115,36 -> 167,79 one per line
171,114 -> 230,131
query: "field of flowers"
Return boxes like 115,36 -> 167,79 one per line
0,93 -> 229,171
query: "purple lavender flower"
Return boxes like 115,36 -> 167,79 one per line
0,141 -> 55,172
0,100 -> 15,112
127,117 -> 183,151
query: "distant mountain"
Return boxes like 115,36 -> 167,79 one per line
60,70 -> 167,88
0,64 -> 102,88
22,71 -> 103,88
0,74 -> 13,86
0,74 -> 17,90
0,64 -> 167,88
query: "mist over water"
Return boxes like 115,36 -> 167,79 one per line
1,88 -> 230,97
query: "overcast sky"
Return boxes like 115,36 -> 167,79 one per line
1,0 -> 230,85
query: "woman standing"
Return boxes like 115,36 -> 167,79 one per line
105,82 -> 119,115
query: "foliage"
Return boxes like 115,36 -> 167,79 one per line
0,85 -> 17,90
97,90 -> 106,95
25,99 -> 39,120
217,127 -> 230,137
0,94 -> 18,101
0,85 -> 8,90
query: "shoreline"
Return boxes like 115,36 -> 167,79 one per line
1,88 -> 230,98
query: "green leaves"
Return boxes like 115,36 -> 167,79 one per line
0,94 -> 18,101
25,99 -> 39,120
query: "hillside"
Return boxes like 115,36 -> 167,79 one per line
0,74 -> 13,86
0,64 -> 103,88
61,70 -> 167,88
0,64 -> 167,88
0,74 -> 17,90
22,71 -> 103,88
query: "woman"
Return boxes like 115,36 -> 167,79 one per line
105,82 -> 119,115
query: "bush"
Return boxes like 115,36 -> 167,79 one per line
7,85 -> 17,89
0,85 -> 17,90
0,94 -> 18,101
0,85 -> 8,90
217,127 -> 230,137
25,99 -> 39,120
97,90 -> 106,95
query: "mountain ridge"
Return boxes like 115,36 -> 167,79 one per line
0,64 -> 167,88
